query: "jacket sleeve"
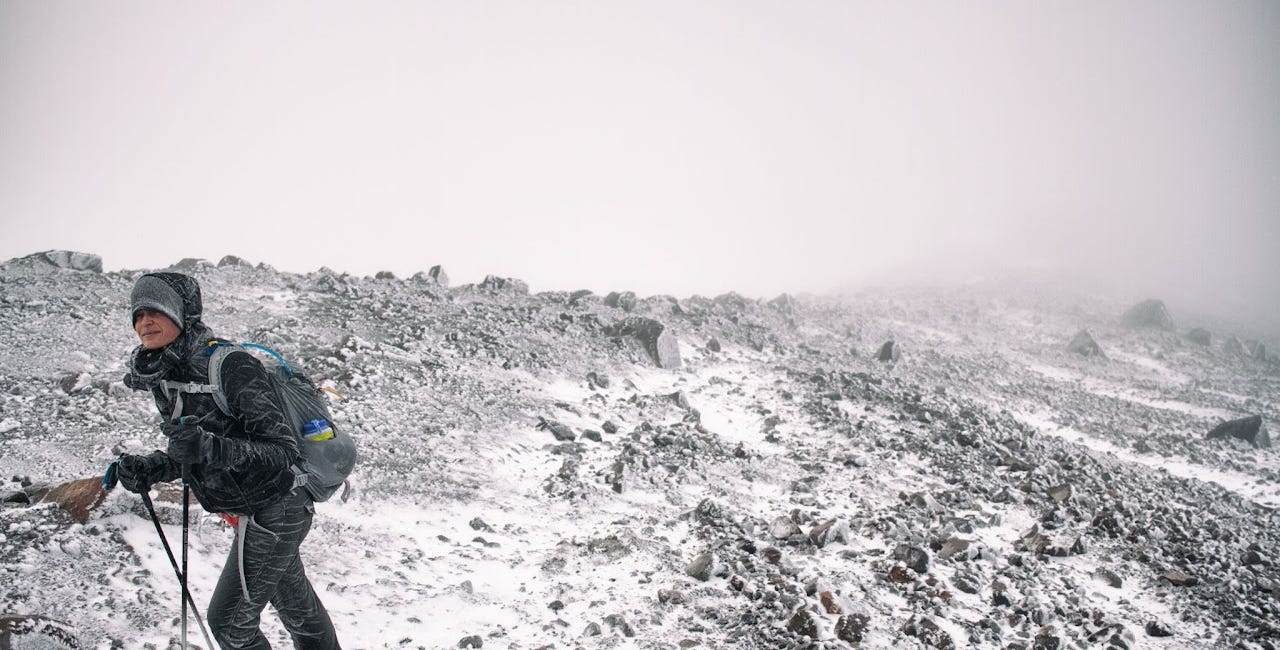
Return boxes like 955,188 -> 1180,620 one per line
209,350 -> 299,471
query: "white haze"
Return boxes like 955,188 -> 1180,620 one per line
1,1 -> 1277,328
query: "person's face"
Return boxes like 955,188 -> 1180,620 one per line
134,310 -> 181,349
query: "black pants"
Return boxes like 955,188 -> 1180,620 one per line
207,490 -> 340,649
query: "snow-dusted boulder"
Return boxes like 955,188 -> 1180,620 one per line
10,250 -> 103,273
1205,415 -> 1271,448
1067,329 -> 1106,358
876,340 -> 901,363
1186,327 -> 1212,346
606,317 -> 681,369
1121,299 -> 1174,330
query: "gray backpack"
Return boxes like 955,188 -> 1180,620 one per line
162,341 -> 357,502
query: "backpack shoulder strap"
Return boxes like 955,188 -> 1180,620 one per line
204,341 -> 241,416
155,340 -> 237,421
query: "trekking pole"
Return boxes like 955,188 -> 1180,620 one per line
138,490 -> 216,650
182,480 -> 191,649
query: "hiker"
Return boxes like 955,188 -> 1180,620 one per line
114,272 -> 341,649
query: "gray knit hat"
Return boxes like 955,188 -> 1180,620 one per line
130,274 -> 187,330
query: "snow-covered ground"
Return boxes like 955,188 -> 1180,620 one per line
2,254 -> 1279,649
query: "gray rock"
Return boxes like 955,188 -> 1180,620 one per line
428,265 -> 450,287
1186,328 -> 1211,346
1122,299 -> 1174,330
458,635 -> 483,648
217,255 -> 251,267
537,417 -> 577,441
1223,336 -> 1247,356
893,543 -> 930,574
1205,415 -> 1270,449
606,317 -> 682,369
786,609 -> 819,639
23,250 -> 102,273
876,340 -> 901,363
1067,329 -> 1106,358
478,275 -> 528,293
603,291 -> 638,312
686,553 -> 714,581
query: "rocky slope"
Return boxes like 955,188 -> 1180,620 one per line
0,251 -> 1277,649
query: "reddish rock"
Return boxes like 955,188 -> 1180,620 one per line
38,478 -> 105,524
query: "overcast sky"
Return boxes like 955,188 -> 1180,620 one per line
2,1 -> 1276,318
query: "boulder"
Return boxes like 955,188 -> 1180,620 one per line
1067,329 -> 1106,358
478,275 -> 528,294
375,270 -> 397,280
768,293 -> 797,314
603,291 -> 638,312
217,255 -> 251,267
428,265 -> 450,288
21,250 -> 103,273
1205,415 -> 1271,448
1186,328 -> 1211,346
605,318 -> 682,369
1223,336 -> 1246,356
38,477 -> 107,524
1121,299 -> 1174,330
169,258 -> 213,271
876,340 -> 901,363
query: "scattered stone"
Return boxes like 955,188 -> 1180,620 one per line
601,421 -> 618,434
808,519 -> 848,548
893,543 -> 930,574
769,516 -> 802,540
0,614 -> 81,648
1048,483 -> 1073,503
1205,415 -> 1271,449
1093,566 -> 1123,588
761,547 -> 783,564
586,371 -> 609,389
469,517 -> 494,532
536,417 -> 577,441
458,635 -> 483,648
1160,571 -> 1198,587
706,338 -> 722,352
834,613 -> 870,644
686,553 -> 714,581
658,589 -> 686,605
902,616 -> 954,649
375,270 -> 396,280
1144,620 -> 1173,637
603,614 -> 636,637
937,537 -> 973,562
582,622 -> 602,637
785,609 -> 819,639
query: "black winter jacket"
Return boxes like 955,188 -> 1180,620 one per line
148,341 -> 300,515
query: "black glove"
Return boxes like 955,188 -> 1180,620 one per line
116,451 -> 169,493
163,422 -> 211,465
